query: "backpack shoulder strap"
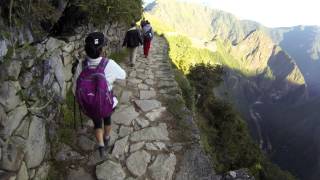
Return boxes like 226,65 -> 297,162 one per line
82,59 -> 89,70
97,58 -> 109,73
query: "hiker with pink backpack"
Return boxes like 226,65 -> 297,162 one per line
73,32 -> 126,157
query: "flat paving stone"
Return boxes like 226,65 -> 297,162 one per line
112,136 -> 129,158
145,107 -> 166,121
130,123 -> 169,142
149,153 -> 177,180
139,90 -> 156,100
113,106 -> 139,126
96,160 -> 126,180
135,117 -> 150,129
134,100 -> 161,112
126,150 -> 151,177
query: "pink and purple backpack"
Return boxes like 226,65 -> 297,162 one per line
76,58 -> 114,120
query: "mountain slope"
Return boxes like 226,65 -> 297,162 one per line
144,0 -> 319,179
270,26 -> 320,95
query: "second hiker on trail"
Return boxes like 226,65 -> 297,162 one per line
73,32 -> 126,157
142,20 -> 154,58
122,21 -> 143,67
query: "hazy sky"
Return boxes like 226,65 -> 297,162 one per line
144,0 -> 320,27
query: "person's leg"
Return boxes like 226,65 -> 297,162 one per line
95,128 -> 104,146
104,116 -> 112,140
145,40 -> 151,57
132,47 -> 138,65
128,48 -> 134,65
143,40 -> 148,56
93,119 -> 105,157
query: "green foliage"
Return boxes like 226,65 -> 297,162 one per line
109,48 -> 129,63
0,0 -> 60,27
0,0 -> 143,38
76,0 -> 143,25
58,88 -> 87,145
165,96 -> 193,141
174,69 -> 195,111
166,35 -> 227,73
187,63 -> 224,99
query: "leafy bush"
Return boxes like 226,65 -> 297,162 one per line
173,69 -> 195,111
76,0 -> 143,25
0,0 -> 143,37
109,48 -> 129,63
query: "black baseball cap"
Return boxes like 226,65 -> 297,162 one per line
85,32 -> 107,48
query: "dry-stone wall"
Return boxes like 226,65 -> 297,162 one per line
0,22 -> 127,179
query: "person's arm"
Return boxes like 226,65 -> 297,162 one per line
107,60 -> 126,80
138,30 -> 143,45
122,32 -> 128,47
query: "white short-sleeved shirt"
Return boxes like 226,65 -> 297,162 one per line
73,57 -> 126,108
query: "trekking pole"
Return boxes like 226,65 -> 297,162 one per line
73,95 -> 77,129
79,104 -> 84,129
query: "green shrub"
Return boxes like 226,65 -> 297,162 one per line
174,69 -> 195,111
109,48 -> 129,63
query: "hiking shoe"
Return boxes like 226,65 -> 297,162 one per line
98,146 -> 105,158
104,137 -> 110,149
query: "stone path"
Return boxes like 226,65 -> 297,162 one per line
64,36 -> 191,180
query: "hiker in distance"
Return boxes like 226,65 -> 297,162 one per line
142,20 -> 154,58
122,21 -> 143,67
73,32 -> 126,157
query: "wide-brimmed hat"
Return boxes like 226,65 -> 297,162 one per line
85,32 -> 107,48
